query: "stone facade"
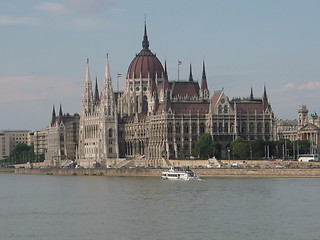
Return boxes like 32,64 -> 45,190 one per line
277,105 -> 320,154
44,105 -> 79,166
77,58 -> 119,168
76,23 -> 276,167
40,24 -> 277,167
28,128 -> 48,156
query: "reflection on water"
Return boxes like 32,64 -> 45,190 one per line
1,174 -> 320,240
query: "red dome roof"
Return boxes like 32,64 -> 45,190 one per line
126,23 -> 164,80
127,50 -> 164,79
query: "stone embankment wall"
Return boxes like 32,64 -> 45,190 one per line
13,168 -> 320,177
196,168 -> 320,177
14,168 -> 163,177
0,168 -> 15,173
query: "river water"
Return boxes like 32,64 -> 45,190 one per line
1,174 -> 320,240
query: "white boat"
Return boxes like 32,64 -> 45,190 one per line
161,166 -> 200,180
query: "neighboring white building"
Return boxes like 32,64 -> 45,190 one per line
44,105 -> 79,167
277,105 -> 320,154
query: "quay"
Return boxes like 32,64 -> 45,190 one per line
10,167 -> 320,178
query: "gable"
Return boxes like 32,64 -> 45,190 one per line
300,123 -> 319,131
211,91 -> 233,114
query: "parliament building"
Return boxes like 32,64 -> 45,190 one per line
45,23 -> 276,167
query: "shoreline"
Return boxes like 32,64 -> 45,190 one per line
4,167 -> 320,178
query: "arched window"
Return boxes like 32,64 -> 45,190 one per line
184,144 -> 188,151
192,123 -> 197,134
265,123 -> 270,133
167,123 -> 173,134
142,95 -> 148,113
109,128 -> 113,138
218,123 -> 223,133
257,122 -> 262,133
135,96 -> 139,111
213,123 -> 217,133
241,122 -> 246,133
249,122 -> 254,133
224,105 -> 228,114
224,123 -> 228,133
218,105 -> 222,114
183,123 -> 189,134
176,123 -> 181,134
200,123 -> 205,134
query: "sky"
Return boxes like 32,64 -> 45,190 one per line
1,0 -> 320,130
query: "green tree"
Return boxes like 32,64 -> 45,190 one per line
9,143 -> 34,164
193,133 -> 214,158
250,139 -> 265,159
231,137 -> 249,159
214,143 -> 222,159
296,140 -> 310,155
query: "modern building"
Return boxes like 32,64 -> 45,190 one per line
28,128 -> 49,157
77,23 -> 275,167
0,130 -> 30,160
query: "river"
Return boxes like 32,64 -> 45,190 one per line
1,174 -> 320,240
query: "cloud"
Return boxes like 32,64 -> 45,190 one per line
284,82 -> 296,90
273,81 -> 320,93
298,81 -> 320,90
69,17 -> 117,30
0,16 -> 40,25
35,2 -> 69,14
0,75 -> 81,104
70,17 -> 104,30
64,0 -> 116,14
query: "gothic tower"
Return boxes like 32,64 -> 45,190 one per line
200,61 -> 209,100
99,56 -> 119,163
298,105 -> 309,130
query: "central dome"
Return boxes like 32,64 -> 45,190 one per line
126,24 -> 164,80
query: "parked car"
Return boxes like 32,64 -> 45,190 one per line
207,163 -> 214,168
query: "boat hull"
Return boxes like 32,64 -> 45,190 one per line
161,167 -> 200,180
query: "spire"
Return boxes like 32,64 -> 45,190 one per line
101,54 -> 116,116
81,58 -> 94,115
164,60 -> 168,79
142,20 -> 149,50
58,104 -> 63,124
94,77 -> 99,105
161,60 -> 169,93
201,61 -> 208,90
52,105 -> 56,118
263,85 -> 268,101
105,54 -> 111,81
103,55 -> 113,99
51,105 -> 56,127
250,87 -> 253,100
150,79 -> 157,93
59,104 -> 63,116
85,58 -> 91,83
189,63 -> 193,82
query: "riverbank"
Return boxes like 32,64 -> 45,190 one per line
0,168 -> 15,173
11,167 -> 320,178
